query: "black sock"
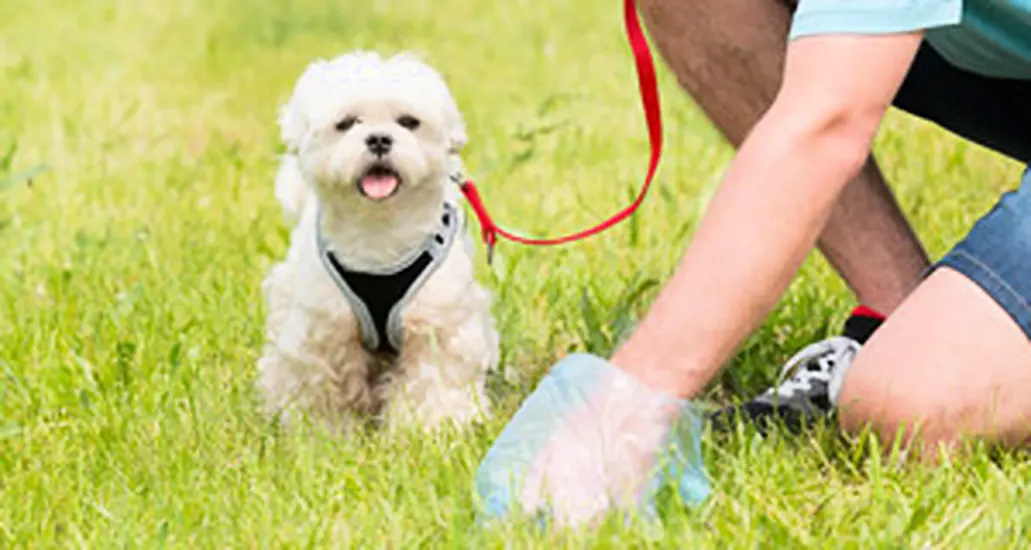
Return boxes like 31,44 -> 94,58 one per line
842,305 -> 886,344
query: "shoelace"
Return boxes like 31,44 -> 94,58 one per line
768,336 -> 861,399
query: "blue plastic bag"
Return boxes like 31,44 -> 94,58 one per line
475,353 -> 711,527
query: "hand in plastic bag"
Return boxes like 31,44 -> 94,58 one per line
475,353 -> 711,528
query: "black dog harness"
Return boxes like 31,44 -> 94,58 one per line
316,202 -> 461,356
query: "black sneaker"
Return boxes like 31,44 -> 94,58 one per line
709,312 -> 883,434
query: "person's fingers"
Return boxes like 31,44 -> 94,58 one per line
475,353 -> 711,526
518,411 -> 604,514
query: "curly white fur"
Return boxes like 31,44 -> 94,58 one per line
257,51 -> 499,433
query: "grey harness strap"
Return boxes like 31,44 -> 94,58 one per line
316,202 -> 460,356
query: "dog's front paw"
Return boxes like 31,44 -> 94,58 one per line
382,378 -> 491,432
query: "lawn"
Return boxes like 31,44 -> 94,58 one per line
2,0 -> 1031,547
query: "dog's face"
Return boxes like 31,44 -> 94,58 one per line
279,52 -> 466,204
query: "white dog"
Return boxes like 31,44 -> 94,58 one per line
257,51 -> 500,433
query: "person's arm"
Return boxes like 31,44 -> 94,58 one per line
611,32 -> 925,397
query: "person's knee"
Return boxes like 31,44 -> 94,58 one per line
835,353 -> 955,447
837,244 -> 1031,450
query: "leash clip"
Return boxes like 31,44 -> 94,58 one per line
449,171 -> 465,187
452,172 -> 498,266
485,233 -> 496,266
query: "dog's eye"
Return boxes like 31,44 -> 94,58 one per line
397,115 -> 420,131
335,116 -> 359,132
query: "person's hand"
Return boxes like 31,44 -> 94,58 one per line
474,353 -> 711,528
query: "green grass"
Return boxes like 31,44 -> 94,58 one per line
2,0 -> 1030,547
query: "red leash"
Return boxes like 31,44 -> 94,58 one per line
458,0 -> 663,263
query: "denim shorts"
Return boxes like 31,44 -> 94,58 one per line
891,42 -> 1031,337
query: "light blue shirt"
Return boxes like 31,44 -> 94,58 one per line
790,0 -> 1031,80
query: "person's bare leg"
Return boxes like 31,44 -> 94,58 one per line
837,267 -> 1031,455
637,0 -> 929,313
821,163 -> 929,312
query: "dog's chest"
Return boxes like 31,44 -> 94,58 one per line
315,202 -> 461,357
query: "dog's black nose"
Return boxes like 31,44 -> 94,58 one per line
365,133 -> 393,156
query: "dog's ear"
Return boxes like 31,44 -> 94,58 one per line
274,154 -> 309,225
438,74 -> 467,153
445,108 -> 468,154
278,101 -> 306,155
445,153 -> 465,180
278,59 -> 328,155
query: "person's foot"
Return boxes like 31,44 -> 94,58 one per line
709,307 -> 885,435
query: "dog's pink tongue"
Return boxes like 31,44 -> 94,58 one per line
360,174 -> 399,200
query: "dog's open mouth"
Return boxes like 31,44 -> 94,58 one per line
357,164 -> 402,201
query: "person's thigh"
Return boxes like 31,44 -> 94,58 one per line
837,168 -> 1031,452
891,43 -> 1031,164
